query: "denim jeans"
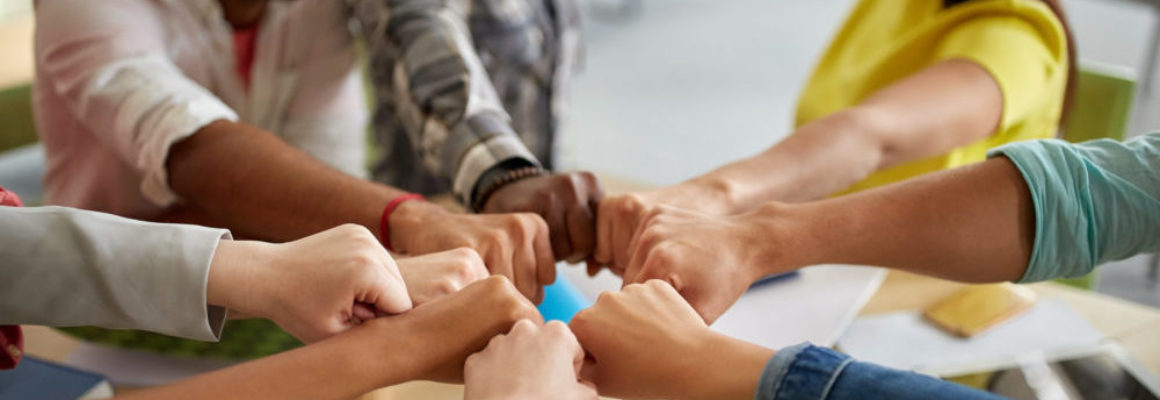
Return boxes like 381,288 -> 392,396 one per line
755,343 -> 1007,400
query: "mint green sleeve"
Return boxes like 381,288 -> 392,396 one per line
986,133 -> 1160,283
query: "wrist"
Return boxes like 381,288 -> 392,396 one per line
385,196 -> 442,254
206,239 -> 277,316
686,333 -> 776,400
743,203 -> 813,276
680,177 -> 738,215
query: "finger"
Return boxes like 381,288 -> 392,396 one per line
465,251 -> 491,283
621,219 -> 655,287
586,258 -> 604,277
376,263 -> 415,314
579,356 -> 598,385
593,199 -> 615,265
609,211 -> 636,275
532,217 -> 557,290
564,195 -> 597,264
484,239 -> 515,282
352,303 -> 377,321
547,204 -> 573,262
513,232 -> 540,301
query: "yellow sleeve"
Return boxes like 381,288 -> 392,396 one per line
932,1 -> 1068,138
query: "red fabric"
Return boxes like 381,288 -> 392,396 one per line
380,194 -> 426,252
232,24 -> 260,91
0,187 -> 23,207
0,186 -> 22,369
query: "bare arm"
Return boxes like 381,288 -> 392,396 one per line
696,59 -> 1002,211
597,59 -> 1004,270
770,156 -> 1034,282
117,276 -> 541,400
165,120 -> 404,242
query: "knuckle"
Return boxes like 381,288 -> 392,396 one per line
544,320 -> 570,337
648,244 -> 678,266
512,318 -> 538,334
435,278 -> 460,295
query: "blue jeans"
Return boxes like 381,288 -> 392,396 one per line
755,343 -> 1007,400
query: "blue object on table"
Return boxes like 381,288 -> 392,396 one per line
0,355 -> 112,399
748,271 -> 800,291
537,276 -> 592,323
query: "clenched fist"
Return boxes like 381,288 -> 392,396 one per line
207,224 -> 412,343
464,320 -> 597,400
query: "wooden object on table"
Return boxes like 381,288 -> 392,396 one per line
864,270 -> 1160,377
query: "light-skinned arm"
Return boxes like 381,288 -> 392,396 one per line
116,276 -> 542,400
571,281 -> 1002,400
206,224 -> 413,343
620,157 -> 1033,322
595,59 -> 1003,272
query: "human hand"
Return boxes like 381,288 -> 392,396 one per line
464,320 -> 597,400
368,275 -> 544,383
389,201 -> 555,303
569,280 -> 774,400
620,205 -> 784,323
482,172 -> 604,264
207,224 -> 412,343
396,248 -> 490,305
593,181 -> 731,276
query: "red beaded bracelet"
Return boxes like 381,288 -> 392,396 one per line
380,193 -> 426,253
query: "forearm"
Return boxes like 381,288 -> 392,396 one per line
167,120 -> 431,242
114,321 -> 410,400
684,333 -> 777,400
769,156 -> 1034,282
690,108 -> 888,213
686,59 -> 1002,214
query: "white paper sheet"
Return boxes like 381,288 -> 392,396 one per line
836,299 -> 1106,377
562,264 -> 887,349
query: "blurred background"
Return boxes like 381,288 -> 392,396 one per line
0,0 -> 1156,306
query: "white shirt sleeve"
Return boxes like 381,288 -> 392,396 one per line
35,0 -> 238,207
0,207 -> 230,342
278,1 -> 370,178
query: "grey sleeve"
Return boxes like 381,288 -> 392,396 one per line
0,207 -> 230,342
347,0 -> 541,205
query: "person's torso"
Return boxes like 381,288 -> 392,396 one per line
34,0 -> 359,218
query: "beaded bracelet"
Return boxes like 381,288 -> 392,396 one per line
472,166 -> 547,212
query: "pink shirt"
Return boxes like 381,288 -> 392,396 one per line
33,0 -> 367,219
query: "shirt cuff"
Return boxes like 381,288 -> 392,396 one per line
448,113 -> 540,205
178,227 -> 233,341
754,343 -> 854,400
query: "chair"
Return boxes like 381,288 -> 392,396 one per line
1054,62 -> 1137,290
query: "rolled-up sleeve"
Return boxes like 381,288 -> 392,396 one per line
0,207 -> 230,341
35,0 -> 238,207
348,0 -> 540,204
755,343 -> 1002,400
988,134 -> 1160,282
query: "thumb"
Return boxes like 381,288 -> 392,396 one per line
371,264 -> 413,314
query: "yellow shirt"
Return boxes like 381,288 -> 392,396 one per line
797,0 -> 1069,194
